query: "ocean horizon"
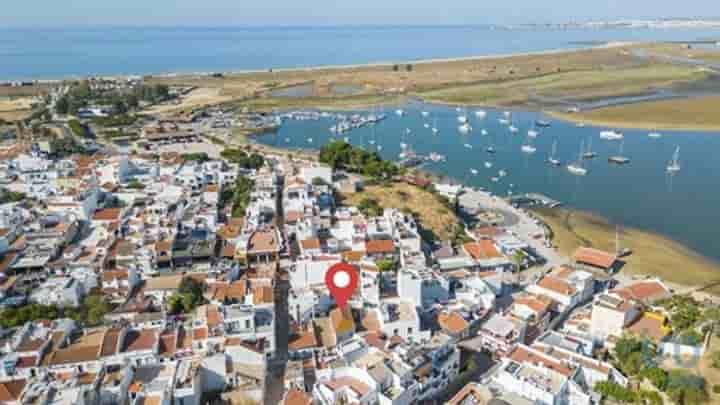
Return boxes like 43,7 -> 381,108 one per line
3,25 -> 720,81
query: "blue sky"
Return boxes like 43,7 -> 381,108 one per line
3,0 -> 720,27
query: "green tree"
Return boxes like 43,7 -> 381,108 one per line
55,97 -> 70,115
357,197 -> 383,217
666,370 -> 707,405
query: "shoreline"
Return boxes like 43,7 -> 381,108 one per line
2,41 -> 635,83
548,109 -> 720,132
247,135 -> 720,290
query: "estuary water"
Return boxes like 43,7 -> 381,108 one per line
3,25 -> 720,80
255,102 -> 720,262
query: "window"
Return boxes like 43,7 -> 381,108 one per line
408,328 -> 413,334
393,328 -> 399,335
245,319 -> 251,329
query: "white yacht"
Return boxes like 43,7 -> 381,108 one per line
395,109 -> 405,116
470,169 -> 479,175
421,111 -> 430,117
547,140 -> 561,166
600,130 -> 624,140
648,132 -> 662,139
528,129 -> 539,138
464,143 -> 473,149
667,146 -> 681,173
567,142 -> 588,176
475,110 -> 487,118
521,137 -> 536,154
509,125 -> 519,133
458,123 -> 472,133
481,129 -> 488,135
484,161 -> 493,169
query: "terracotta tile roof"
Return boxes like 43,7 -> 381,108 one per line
537,275 -> 576,296
289,329 -> 318,351
509,345 -> 574,377
253,286 -> 274,305
447,383 -> 488,405
248,230 -> 279,254
93,208 -> 123,221
573,247 -> 616,269
206,306 -> 223,328
102,270 -> 128,282
49,345 -> 101,366
463,240 -> 503,260
625,312 -> 671,343
437,311 -> 469,335
300,238 -> 321,250
284,388 -> 312,405
365,239 -> 395,255
0,379 -> 26,402
323,376 -> 370,396
193,327 -> 208,340
514,294 -> 554,315
330,307 -> 355,336
16,337 -> 46,352
15,356 -> 37,369
614,280 -> 671,304
341,251 -> 364,263
159,332 -> 177,358
285,210 -> 302,224
100,328 -> 122,357
121,330 -> 158,353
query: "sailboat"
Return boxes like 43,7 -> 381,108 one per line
481,129 -> 488,135
423,123 -> 430,129
667,146 -> 681,173
508,125 -> 519,133
547,140 -> 561,166
648,132 -> 662,139
464,143 -> 473,149
470,169 -> 479,175
567,141 -> 588,176
486,146 -> 496,154
395,109 -> 405,117
521,137 -> 536,154
608,141 -> 630,165
458,123 -> 472,133
421,111 -> 430,118
600,130 -> 624,140
582,138 -> 597,159
457,107 -> 468,123
528,129 -> 539,138
475,110 -> 487,119
484,161 -> 493,169
432,117 -> 439,134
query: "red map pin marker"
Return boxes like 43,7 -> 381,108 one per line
325,262 -> 359,309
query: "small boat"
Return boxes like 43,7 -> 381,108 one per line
576,123 -> 586,128
377,145 -> 383,151
667,146 -> 681,173
285,137 -> 290,143
369,140 -> 375,145
567,142 -> 588,176
424,123 -> 430,129
528,129 -> 539,138
491,176 -> 500,183
431,117 -> 439,134
458,123 -> 472,133
503,111 -> 511,118
470,169 -> 479,175
400,142 -> 408,149
648,132 -> 662,139
521,138 -> 536,153
498,170 -> 508,177
547,140 -> 561,166
582,138 -> 597,159
475,110 -> 487,118
481,129 -> 488,135
486,146 -> 496,154
428,152 -> 446,162
499,118 -> 510,125
464,143 -> 473,149
608,141 -> 630,165
307,138 -> 313,143
421,111 -> 430,117
484,161 -> 493,169
395,109 -> 405,116
600,130 -> 624,140
456,107 -> 462,112
457,115 -> 468,124
432,127 -> 439,134
343,137 -> 350,143
535,120 -> 551,127
509,125 -> 519,133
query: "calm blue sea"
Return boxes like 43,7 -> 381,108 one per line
3,25 -> 720,80
256,103 -> 720,262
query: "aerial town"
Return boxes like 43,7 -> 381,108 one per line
0,76 -> 718,405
